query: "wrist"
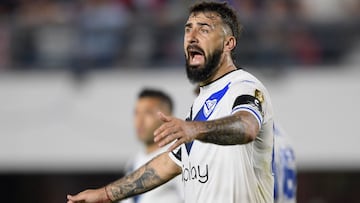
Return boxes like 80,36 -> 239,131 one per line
194,121 -> 208,141
104,185 -> 114,203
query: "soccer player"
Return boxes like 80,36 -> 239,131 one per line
121,88 -> 183,203
67,2 -> 275,203
273,123 -> 297,203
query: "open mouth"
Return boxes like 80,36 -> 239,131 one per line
187,46 -> 205,66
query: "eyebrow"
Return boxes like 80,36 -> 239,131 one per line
185,22 -> 212,28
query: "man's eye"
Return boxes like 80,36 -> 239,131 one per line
200,28 -> 209,33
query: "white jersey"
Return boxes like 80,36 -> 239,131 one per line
273,123 -> 297,203
121,147 -> 183,203
169,69 -> 274,203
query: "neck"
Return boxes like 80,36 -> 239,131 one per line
145,143 -> 159,154
199,55 -> 236,86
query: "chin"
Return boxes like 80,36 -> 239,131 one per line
188,64 -> 205,70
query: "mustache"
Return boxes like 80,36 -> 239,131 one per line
187,45 -> 205,56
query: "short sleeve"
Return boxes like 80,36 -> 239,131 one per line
168,146 -> 182,167
230,80 -> 265,129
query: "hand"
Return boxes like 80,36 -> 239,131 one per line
67,187 -> 111,203
154,112 -> 199,152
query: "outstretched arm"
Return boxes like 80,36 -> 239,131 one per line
67,152 -> 181,203
154,111 -> 259,152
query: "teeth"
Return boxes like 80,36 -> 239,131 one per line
190,51 -> 201,57
188,47 -> 203,55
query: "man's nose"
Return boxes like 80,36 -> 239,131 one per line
186,30 -> 199,44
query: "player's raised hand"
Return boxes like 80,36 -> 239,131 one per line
154,112 -> 199,152
67,187 -> 111,203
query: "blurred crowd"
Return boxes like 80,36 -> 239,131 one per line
0,0 -> 359,72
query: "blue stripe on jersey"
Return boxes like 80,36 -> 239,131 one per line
272,123 -> 278,201
272,144 -> 278,200
185,82 -> 231,155
133,195 -> 140,203
232,106 -> 263,125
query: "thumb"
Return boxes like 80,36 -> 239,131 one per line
67,194 -> 81,202
67,194 -> 73,200
157,111 -> 171,122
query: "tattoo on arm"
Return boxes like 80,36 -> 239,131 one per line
198,113 -> 255,145
109,162 -> 165,201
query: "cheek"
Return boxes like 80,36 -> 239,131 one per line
144,115 -> 159,129
184,43 -> 189,57
208,33 -> 224,46
207,41 -> 223,55
134,116 -> 142,127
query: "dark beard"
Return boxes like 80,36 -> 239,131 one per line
186,48 -> 223,84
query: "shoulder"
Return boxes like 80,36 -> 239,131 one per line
225,70 -> 267,99
229,69 -> 264,87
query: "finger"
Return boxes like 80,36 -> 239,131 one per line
154,122 -> 176,142
167,138 -> 184,152
158,131 -> 181,147
157,111 -> 171,122
154,128 -> 168,143
67,194 -> 81,202
67,195 -> 74,200
154,124 -> 177,143
154,123 -> 165,138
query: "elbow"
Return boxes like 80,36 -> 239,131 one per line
233,111 -> 260,144
242,119 -> 259,143
244,127 -> 257,143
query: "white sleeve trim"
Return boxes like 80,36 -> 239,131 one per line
232,105 -> 263,129
168,150 -> 182,167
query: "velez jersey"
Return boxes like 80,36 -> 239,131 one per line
273,123 -> 297,203
169,69 -> 274,203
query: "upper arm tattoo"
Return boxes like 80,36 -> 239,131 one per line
200,113 -> 247,145
198,111 -> 258,145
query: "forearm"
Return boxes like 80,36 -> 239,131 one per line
106,153 -> 180,201
196,111 -> 259,145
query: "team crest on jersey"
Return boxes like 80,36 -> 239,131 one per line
255,89 -> 264,103
204,99 -> 217,118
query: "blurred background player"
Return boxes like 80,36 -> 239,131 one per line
121,88 -> 183,203
273,123 -> 297,203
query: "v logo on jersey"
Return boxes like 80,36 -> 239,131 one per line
204,99 -> 217,117
185,82 -> 231,155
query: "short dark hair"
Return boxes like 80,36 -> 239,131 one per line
189,1 -> 242,58
138,88 -> 174,113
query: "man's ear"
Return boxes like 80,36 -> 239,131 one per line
224,36 -> 236,52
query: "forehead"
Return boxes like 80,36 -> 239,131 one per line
186,11 -> 223,25
137,97 -> 161,106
